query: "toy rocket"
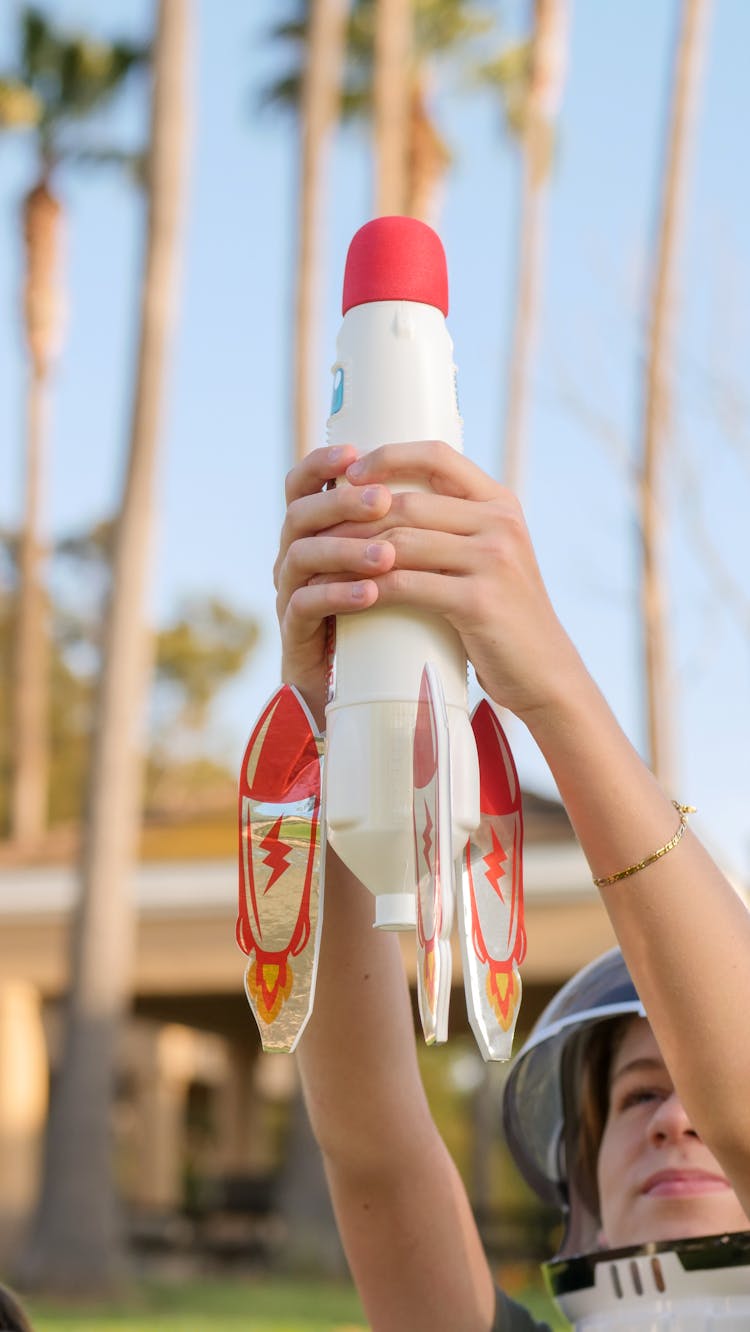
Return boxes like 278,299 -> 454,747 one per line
238,217 -> 526,1058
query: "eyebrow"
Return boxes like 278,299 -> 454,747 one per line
610,1057 -> 668,1087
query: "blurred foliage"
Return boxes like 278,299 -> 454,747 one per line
473,40 -> 533,138
260,0 -> 496,120
417,1033 -> 553,1217
156,599 -> 260,728
0,521 -> 259,835
0,6 -> 148,173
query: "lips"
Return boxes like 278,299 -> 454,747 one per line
641,1168 -> 731,1198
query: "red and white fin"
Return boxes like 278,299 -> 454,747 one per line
458,700 -> 525,1061
237,685 -> 325,1053
412,663 -> 454,1045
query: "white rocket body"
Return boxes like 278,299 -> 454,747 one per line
324,233 -> 480,929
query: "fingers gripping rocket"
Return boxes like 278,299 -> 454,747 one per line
238,217 -> 525,1057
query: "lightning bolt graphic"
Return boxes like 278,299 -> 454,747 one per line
482,826 -> 508,900
260,816 -> 292,893
421,801 -> 433,874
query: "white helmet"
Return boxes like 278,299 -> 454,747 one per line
502,948 -> 750,1328
503,947 -> 644,1255
544,1231 -> 750,1329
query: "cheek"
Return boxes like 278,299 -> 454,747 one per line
597,1127 -> 615,1196
597,1116 -> 639,1226
722,1192 -> 750,1232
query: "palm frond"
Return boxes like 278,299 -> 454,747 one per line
20,7 -> 59,84
0,77 -> 43,129
257,0 -> 498,119
60,145 -> 146,181
473,40 -> 533,136
12,6 -> 149,138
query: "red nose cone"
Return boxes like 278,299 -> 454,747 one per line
342,216 -> 449,317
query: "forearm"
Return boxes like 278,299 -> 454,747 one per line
522,657 -> 750,1190
297,848 -> 434,1175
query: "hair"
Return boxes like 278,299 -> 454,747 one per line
573,1014 -> 634,1224
0,1285 -> 33,1332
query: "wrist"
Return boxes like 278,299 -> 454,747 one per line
280,659 -> 327,733
514,647 -> 597,743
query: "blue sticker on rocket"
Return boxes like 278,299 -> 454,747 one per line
331,366 -> 344,415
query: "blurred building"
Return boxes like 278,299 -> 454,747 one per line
0,792 -> 618,1266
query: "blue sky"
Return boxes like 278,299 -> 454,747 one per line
1,0 -> 748,876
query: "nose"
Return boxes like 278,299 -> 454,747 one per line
648,1091 -> 698,1144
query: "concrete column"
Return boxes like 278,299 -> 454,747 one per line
0,983 -> 48,1232
215,1041 -> 270,1174
131,1024 -> 192,1210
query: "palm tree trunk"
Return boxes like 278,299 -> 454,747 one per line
502,149 -> 545,495
12,369 -> 49,845
405,74 -> 451,224
17,0 -> 190,1293
374,0 -> 412,215
293,0 -> 348,462
502,0 -> 569,495
11,181 -> 63,846
640,0 -> 712,789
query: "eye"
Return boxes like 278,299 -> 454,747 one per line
618,1085 -> 667,1112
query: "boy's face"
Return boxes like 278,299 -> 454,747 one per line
596,1018 -> 749,1247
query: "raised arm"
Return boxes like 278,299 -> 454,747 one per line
275,446 -> 495,1332
523,669 -> 750,1210
335,440 -> 750,1215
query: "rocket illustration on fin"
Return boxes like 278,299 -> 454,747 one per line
237,685 -> 325,1053
412,664 -> 454,1044
458,700 -> 526,1061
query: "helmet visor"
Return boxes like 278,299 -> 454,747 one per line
503,949 -> 645,1251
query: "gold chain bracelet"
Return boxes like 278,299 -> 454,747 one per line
593,802 -> 696,888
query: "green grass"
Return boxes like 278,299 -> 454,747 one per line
19,1275 -> 568,1332
23,1278 -> 367,1332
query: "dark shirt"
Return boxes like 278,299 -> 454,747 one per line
492,1286 -> 553,1332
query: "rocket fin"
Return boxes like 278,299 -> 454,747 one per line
237,685 -> 325,1053
412,663 -> 454,1044
458,700 -> 525,1061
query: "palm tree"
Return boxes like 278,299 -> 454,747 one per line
264,0 -> 493,459
478,0 -> 570,494
639,0 -> 713,789
17,0 -> 191,1293
368,0 -> 493,220
0,9 -> 148,850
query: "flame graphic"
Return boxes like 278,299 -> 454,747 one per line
246,957 -> 293,1024
486,964 -> 519,1031
260,816 -> 292,893
422,945 -> 436,1010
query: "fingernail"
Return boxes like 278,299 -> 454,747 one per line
347,459 -> 365,479
362,486 -> 381,507
350,581 -> 368,601
365,542 -> 385,563
328,446 -> 344,464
